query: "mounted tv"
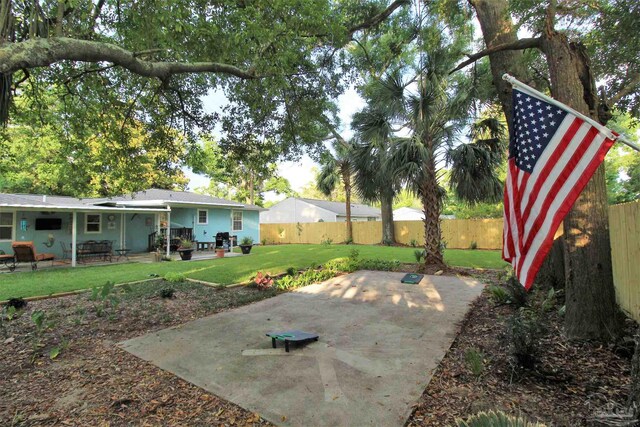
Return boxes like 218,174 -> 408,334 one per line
35,218 -> 62,230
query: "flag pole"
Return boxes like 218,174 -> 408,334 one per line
502,74 -> 640,153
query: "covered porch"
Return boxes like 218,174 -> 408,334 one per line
0,202 -> 173,268
0,247 -> 245,273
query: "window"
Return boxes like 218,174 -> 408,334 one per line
0,212 -> 13,241
232,211 -> 243,231
197,209 -> 208,225
85,213 -> 101,233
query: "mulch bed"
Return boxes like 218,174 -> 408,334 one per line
407,269 -> 635,426
0,281 -> 279,426
0,271 -> 635,426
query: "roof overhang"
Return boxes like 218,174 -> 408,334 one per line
104,200 -> 245,209
0,203 -> 170,213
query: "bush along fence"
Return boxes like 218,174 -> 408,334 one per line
252,249 -> 401,292
260,219 -> 504,249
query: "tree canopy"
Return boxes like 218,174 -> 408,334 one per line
0,0 -> 410,161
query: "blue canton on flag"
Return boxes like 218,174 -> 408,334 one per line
510,89 -> 568,172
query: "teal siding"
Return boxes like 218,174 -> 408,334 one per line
0,206 -> 261,258
1,211 -> 127,258
124,212 -> 157,253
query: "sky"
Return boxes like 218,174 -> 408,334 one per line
185,86 -> 366,201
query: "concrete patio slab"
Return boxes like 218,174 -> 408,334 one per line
119,270 -> 483,426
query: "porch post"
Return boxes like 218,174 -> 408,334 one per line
71,211 -> 77,267
166,209 -> 171,259
120,212 -> 126,250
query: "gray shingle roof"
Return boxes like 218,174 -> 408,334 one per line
100,189 -> 263,210
298,198 -> 380,217
0,189 -> 264,211
0,193 -> 94,208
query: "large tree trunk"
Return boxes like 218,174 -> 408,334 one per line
420,159 -> 444,267
468,0 -> 528,132
342,167 -> 353,243
380,191 -> 395,244
542,29 -> 622,341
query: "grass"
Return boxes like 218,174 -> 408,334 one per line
0,244 -> 507,300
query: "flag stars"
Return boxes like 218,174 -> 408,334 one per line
510,89 -> 569,172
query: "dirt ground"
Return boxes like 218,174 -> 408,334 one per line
0,271 -> 635,426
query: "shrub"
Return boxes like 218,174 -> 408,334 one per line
487,285 -> 510,305
240,236 -> 254,246
509,309 -> 544,370
469,241 -> 478,250
178,237 -> 193,249
260,238 -> 267,246
344,237 -> 353,245
164,272 -> 186,283
357,258 -> 400,271
456,410 -> 546,427
382,238 -> 393,246
464,348 -> 485,379
275,275 -> 297,290
159,288 -> 176,299
286,267 -> 297,276
254,272 -> 274,290
414,249 -> 425,263
409,238 -> 418,248
505,276 -> 528,307
540,288 -> 560,312
6,297 -> 27,310
88,281 -> 119,319
349,249 -> 360,261
321,236 -> 333,246
323,257 -> 358,273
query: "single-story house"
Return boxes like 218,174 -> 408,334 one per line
392,207 -> 456,221
260,197 -> 380,223
0,189 -> 263,266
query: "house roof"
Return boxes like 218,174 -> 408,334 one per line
295,198 -> 381,217
0,189 -> 265,211
0,193 -> 168,212
98,189 -> 264,211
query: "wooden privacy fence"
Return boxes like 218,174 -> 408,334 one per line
609,200 -> 640,321
260,219 -> 504,249
261,202 -> 640,320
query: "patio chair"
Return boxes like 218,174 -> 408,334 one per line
11,241 -> 55,270
59,241 -> 72,262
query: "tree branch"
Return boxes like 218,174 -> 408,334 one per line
89,0 -> 106,32
0,37 -> 259,80
450,38 -> 542,74
347,0 -> 410,38
609,72 -> 640,106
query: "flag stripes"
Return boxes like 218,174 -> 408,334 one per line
503,88 -> 616,289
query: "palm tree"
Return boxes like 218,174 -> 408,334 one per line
448,118 -> 506,204
316,141 -> 355,242
351,106 -> 401,244
361,53 -> 502,267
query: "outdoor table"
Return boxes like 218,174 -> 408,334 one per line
115,248 -> 131,261
266,330 -> 319,353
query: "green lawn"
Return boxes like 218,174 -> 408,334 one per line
0,244 -> 507,300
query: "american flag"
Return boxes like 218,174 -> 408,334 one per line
503,88 -> 616,289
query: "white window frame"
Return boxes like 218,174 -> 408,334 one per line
85,213 -> 102,234
0,211 -> 15,242
197,209 -> 208,225
231,210 -> 243,232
